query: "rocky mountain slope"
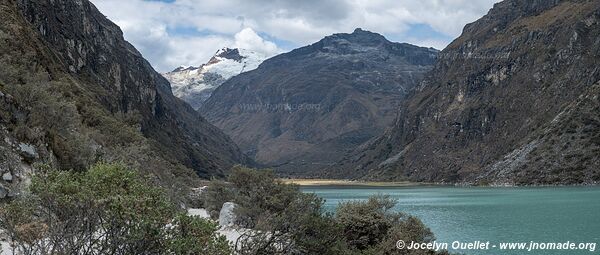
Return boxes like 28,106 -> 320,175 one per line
0,0 -> 250,199
163,48 -> 267,110
202,29 -> 438,174
342,0 -> 600,185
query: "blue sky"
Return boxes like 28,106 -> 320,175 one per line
91,0 -> 499,72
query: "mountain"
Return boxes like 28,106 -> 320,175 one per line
0,0 -> 250,199
163,48 -> 267,109
201,28 -> 438,174
342,0 -> 600,185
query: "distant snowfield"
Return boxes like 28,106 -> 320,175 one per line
205,48 -> 265,78
162,47 -> 267,109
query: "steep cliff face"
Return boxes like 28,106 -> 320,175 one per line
0,0 -> 249,198
344,0 -> 600,184
202,29 -> 437,174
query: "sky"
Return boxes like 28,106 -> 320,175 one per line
91,0 -> 500,72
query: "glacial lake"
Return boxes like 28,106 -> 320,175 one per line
301,185 -> 600,255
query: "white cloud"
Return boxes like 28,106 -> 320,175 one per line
164,36 -> 232,70
232,28 -> 281,57
90,0 -> 500,71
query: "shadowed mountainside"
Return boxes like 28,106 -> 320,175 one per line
202,29 -> 438,175
0,0 -> 250,199
339,0 -> 600,185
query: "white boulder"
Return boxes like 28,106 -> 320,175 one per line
18,143 -> 37,160
1,172 -> 11,182
219,202 -> 238,228
187,208 -> 210,219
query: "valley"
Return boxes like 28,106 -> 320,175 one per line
1,0 -> 599,254
160,0 -> 600,186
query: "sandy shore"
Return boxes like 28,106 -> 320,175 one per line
279,179 -> 425,186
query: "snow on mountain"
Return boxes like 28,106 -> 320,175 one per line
163,48 -> 267,109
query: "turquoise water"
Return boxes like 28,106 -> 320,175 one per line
301,186 -> 600,255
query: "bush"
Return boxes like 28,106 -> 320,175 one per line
0,163 -> 231,255
205,166 -> 446,255
167,213 -> 231,255
205,166 -> 343,254
228,166 -> 322,229
336,195 -> 443,255
336,195 -> 398,250
203,179 -> 235,219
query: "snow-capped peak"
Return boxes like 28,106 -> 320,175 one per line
202,48 -> 266,78
162,47 -> 267,110
171,65 -> 198,72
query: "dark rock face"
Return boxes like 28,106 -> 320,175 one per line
202,28 -> 437,174
0,0 -> 250,184
344,0 -> 600,184
208,48 -> 245,63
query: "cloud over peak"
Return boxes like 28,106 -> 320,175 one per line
232,28 -> 281,57
91,0 -> 499,72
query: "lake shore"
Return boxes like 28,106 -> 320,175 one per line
279,178 -> 428,187
277,179 -> 600,187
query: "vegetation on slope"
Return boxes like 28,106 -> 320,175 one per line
0,0 -> 250,202
203,166 -> 449,255
0,163 -> 231,254
1,163 -> 447,254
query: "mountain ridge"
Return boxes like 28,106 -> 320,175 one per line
338,0 -> 600,185
201,28 -> 438,175
0,0 -> 251,199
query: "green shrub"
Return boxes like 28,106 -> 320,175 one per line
336,195 -> 440,255
205,166 -> 343,254
167,213 -> 231,255
203,178 -> 235,219
205,166 -> 445,255
0,163 -> 231,255
336,195 -> 398,250
228,166 -> 322,229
